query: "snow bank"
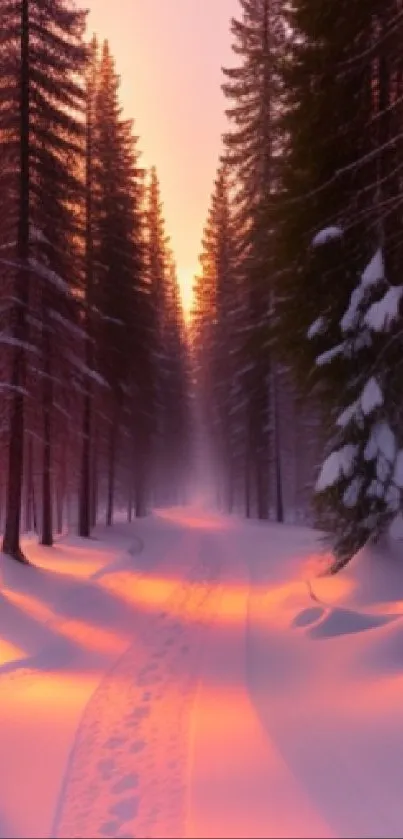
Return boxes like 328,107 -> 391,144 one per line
0,523 -> 150,839
0,510 -> 402,839
247,524 -> 403,839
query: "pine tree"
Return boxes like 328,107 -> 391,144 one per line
78,35 -> 98,538
313,243 -> 403,567
143,168 -> 191,506
192,166 -> 241,511
276,1 -> 403,379
222,0 -> 287,520
93,41 -> 144,527
0,0 -> 86,558
144,166 -> 170,503
276,1 -> 403,549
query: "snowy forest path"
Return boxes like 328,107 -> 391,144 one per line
52,511 -> 224,838
51,508 -> 332,839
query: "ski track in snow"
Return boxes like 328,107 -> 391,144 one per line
52,529 -> 223,839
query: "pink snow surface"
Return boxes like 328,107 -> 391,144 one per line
0,508 -> 402,838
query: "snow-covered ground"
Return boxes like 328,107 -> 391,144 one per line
0,508 -> 402,838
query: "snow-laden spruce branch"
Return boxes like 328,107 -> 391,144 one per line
309,230 -> 403,559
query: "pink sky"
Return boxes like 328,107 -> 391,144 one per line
85,0 -> 237,311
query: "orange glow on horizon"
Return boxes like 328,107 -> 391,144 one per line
85,0 -> 237,318
178,268 -> 197,316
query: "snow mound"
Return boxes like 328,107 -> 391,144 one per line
342,539 -> 403,608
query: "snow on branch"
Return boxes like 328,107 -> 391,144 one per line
50,310 -> 87,340
29,258 -> 70,295
29,225 -> 50,245
360,377 -> 383,415
316,344 -> 344,366
364,421 -> 396,464
343,477 -> 363,508
0,383 -> 29,396
312,226 -> 343,247
341,249 -> 385,333
64,351 -> 108,388
341,286 -> 364,332
307,315 -> 327,339
364,286 -> 403,332
336,401 -> 359,428
316,444 -> 358,491
361,249 -> 385,288
0,333 -> 38,354
392,451 -> 403,489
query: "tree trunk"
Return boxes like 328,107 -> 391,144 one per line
78,69 -> 95,538
245,444 -> 251,519
24,436 -> 33,532
127,471 -> 133,522
56,448 -> 66,535
78,388 -> 92,536
41,310 -> 53,547
91,422 -> 98,528
3,0 -> 30,562
272,363 -> 284,524
135,446 -> 146,518
106,411 -> 118,527
226,455 -> 234,514
256,453 -> 269,520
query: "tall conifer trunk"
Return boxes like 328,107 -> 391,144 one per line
3,0 -> 30,561
41,304 -> 53,547
79,38 -> 97,538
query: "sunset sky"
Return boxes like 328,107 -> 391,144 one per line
86,0 -> 237,312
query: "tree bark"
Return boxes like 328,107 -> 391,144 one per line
3,0 -> 30,562
272,363 -> 284,524
24,436 -> 33,532
106,410 -> 118,527
56,448 -> 66,535
78,67 -> 95,538
41,307 -> 53,547
127,469 -> 133,522
91,438 -> 98,529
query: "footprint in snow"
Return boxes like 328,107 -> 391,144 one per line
105,735 -> 125,750
98,757 -> 116,779
140,662 -> 158,675
137,672 -> 159,687
109,795 -> 139,821
130,739 -> 146,754
129,705 -> 150,722
99,818 -> 120,837
112,772 -> 139,795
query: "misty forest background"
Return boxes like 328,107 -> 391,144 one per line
1,0 -> 403,569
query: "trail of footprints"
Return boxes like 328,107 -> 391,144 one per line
55,551 -> 219,839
